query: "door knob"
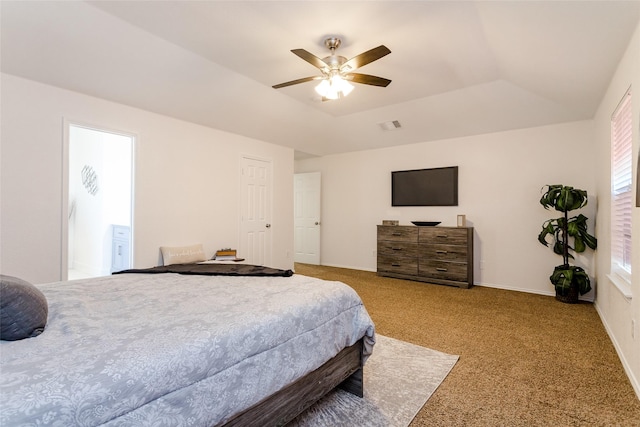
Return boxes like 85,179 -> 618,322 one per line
266,223 -> 271,228
315,222 -> 319,225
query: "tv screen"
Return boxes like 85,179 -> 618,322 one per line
391,166 -> 458,206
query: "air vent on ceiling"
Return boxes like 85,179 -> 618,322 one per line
379,120 -> 402,131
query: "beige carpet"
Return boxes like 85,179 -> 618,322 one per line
294,263 -> 640,427
290,335 -> 458,427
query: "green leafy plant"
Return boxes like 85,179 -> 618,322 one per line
538,185 -> 597,302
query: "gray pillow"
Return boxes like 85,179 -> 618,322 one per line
0,275 -> 48,341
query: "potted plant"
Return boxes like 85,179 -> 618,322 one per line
538,185 -> 597,303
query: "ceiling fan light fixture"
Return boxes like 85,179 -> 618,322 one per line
315,75 -> 354,99
314,79 -> 331,96
273,38 -> 391,99
332,75 -> 354,96
325,87 -> 340,100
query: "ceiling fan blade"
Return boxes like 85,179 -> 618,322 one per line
345,73 -> 392,87
341,45 -> 391,72
291,49 -> 329,71
272,76 -> 322,89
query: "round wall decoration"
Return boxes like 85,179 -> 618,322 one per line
81,165 -> 99,196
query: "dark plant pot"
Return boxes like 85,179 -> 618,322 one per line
555,284 -> 579,303
551,264 -> 590,303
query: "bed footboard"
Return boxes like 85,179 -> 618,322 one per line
221,338 -> 364,426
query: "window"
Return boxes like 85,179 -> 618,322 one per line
611,89 -> 632,286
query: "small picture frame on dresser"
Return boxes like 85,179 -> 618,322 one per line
457,215 -> 466,227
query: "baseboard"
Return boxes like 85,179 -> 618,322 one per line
475,281 -> 596,302
594,302 -> 640,400
319,262 -> 377,273
475,281 -> 554,296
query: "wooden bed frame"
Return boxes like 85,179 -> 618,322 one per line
221,338 -> 364,426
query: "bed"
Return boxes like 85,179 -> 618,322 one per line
0,265 -> 375,426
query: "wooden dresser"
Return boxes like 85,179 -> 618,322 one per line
377,225 -> 474,288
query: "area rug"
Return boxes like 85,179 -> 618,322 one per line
290,335 -> 459,427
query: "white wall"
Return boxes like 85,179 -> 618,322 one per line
0,73 -> 295,284
593,21 -> 640,398
295,120 -> 596,297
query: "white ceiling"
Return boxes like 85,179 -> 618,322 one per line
2,1 -> 639,159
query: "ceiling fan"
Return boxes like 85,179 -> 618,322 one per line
272,37 -> 391,100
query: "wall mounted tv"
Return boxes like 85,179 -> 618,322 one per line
391,166 -> 458,206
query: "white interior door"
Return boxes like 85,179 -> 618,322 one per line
239,156 -> 272,266
294,172 -> 321,264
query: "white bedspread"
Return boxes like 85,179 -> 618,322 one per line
0,272 -> 375,426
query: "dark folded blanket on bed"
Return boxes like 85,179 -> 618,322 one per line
114,263 -> 294,277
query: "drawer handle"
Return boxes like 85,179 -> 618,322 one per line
392,233 -> 402,236
437,235 -> 448,238
436,250 -> 448,254
392,247 -> 403,251
392,263 -> 401,267
436,267 -> 448,272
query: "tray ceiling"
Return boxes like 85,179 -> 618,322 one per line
2,1 -> 639,158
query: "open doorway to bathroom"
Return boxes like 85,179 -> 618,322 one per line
67,124 -> 133,280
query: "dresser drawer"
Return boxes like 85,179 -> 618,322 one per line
377,255 -> 418,275
419,243 -> 467,262
419,260 -> 468,282
419,227 -> 468,245
377,241 -> 419,258
377,226 -> 418,242
113,225 -> 130,239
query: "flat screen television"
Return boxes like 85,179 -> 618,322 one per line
391,166 -> 458,206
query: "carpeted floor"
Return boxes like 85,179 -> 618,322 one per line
290,335 -> 458,427
294,263 -> 640,427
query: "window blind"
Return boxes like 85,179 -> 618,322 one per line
611,90 -> 632,275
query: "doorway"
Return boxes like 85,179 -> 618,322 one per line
294,172 -> 321,265
67,124 -> 134,279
